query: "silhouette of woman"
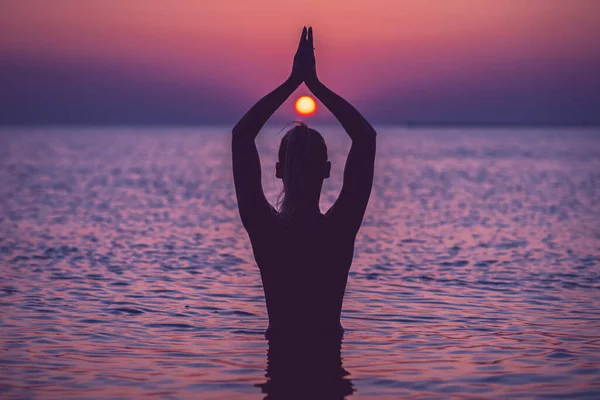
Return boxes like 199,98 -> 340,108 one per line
232,27 -> 376,338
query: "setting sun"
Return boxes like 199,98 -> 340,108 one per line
294,96 -> 317,116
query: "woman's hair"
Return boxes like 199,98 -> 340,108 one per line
277,122 -> 328,220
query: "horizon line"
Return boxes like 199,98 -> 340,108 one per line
1,122 -> 600,129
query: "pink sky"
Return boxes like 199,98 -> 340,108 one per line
1,0 -> 599,124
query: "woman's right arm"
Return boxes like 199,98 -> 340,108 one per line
303,28 -> 377,234
232,28 -> 307,233
307,80 -> 377,144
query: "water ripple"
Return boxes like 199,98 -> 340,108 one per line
0,127 -> 599,399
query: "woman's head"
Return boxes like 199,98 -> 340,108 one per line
276,122 -> 330,218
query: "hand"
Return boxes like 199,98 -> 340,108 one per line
291,26 -> 317,85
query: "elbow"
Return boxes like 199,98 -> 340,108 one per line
367,133 -> 377,150
355,118 -> 376,141
368,127 -> 377,141
231,126 -> 247,143
356,123 -> 377,146
232,124 -> 256,142
351,135 -> 376,154
231,128 -> 253,149
363,119 -> 377,138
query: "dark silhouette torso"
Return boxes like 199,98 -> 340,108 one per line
231,25 -> 377,339
248,210 -> 355,336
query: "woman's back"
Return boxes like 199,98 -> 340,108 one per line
249,211 -> 355,336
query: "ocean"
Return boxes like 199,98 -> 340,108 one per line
1,126 -> 599,399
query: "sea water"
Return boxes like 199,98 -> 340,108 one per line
0,127 -> 599,399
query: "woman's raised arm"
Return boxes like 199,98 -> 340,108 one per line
231,28 -> 308,232
302,27 -> 377,235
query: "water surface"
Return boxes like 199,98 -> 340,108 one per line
1,127 -> 599,399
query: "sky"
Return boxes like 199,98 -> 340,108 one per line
1,0 -> 599,125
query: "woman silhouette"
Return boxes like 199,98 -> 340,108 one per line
232,27 -> 376,338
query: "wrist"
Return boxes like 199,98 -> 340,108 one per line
305,76 -> 321,91
287,74 -> 303,88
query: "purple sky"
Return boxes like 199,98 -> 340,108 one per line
1,0 -> 599,125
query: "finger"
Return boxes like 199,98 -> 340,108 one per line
308,26 -> 313,48
298,26 -> 307,48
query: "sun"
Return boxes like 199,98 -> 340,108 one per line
294,96 -> 317,116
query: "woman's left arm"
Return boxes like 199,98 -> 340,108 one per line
232,77 -> 300,232
232,27 -> 307,232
